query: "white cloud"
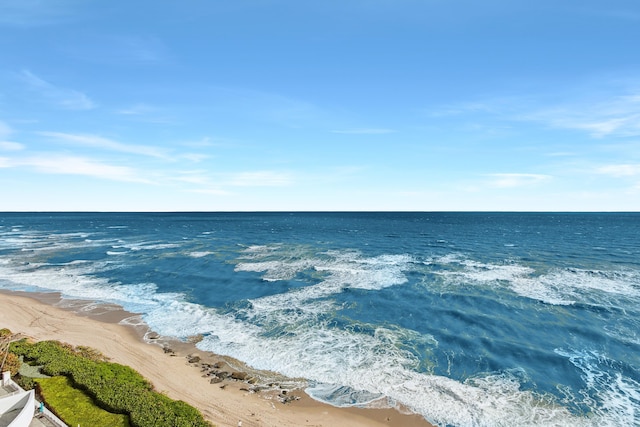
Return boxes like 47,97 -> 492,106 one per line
116,103 -> 156,116
331,128 -> 396,135
546,151 -> 576,157
523,91 -> 640,138
189,188 -> 230,196
0,121 -> 24,151
2,155 -> 151,183
30,156 -> 149,183
172,170 -> 211,185
21,70 -> 96,110
486,173 -> 552,188
115,103 -> 175,124
179,153 -> 210,163
428,86 -> 640,139
39,132 -> 169,159
0,141 -> 25,151
0,121 -> 12,138
596,164 -> 640,177
228,171 -> 293,187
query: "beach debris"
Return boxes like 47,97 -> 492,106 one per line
231,371 -> 248,381
278,391 -> 300,404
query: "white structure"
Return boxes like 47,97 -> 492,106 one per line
0,388 -> 35,427
1,371 -> 66,427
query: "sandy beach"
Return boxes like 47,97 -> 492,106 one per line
0,291 -> 434,427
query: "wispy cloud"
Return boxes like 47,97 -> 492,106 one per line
179,153 -> 210,163
596,164 -> 640,177
0,121 -> 25,151
0,141 -> 25,151
39,132 -> 169,159
189,188 -> 230,196
427,85 -> 640,139
2,155 -> 151,183
531,108 -> 640,138
486,173 -> 552,188
171,170 -> 292,195
116,103 -> 157,116
518,89 -> 640,138
21,70 -> 96,110
228,171 -> 293,187
115,103 -> 176,124
0,121 -> 12,138
331,128 -> 396,135
546,151 -> 576,157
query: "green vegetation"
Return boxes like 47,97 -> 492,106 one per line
9,339 -> 211,427
36,376 -> 130,427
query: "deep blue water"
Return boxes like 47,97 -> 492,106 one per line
0,212 -> 639,426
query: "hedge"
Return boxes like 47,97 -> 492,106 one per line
10,339 -> 211,427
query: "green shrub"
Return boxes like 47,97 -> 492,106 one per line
14,375 -> 36,390
10,340 -> 211,427
37,376 -> 130,427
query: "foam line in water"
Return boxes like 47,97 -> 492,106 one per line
430,255 -> 640,306
555,348 -> 640,426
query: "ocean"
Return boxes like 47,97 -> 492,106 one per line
0,212 -> 638,426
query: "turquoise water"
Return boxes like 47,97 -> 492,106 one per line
0,212 -> 638,426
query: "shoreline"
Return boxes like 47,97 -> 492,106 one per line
0,290 -> 434,427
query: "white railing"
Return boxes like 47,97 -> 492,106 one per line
2,372 -> 68,427
35,405 -> 68,427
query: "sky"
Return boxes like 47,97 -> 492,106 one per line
1,0 -> 640,211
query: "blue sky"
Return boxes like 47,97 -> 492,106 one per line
1,0 -> 639,211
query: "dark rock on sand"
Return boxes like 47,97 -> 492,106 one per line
231,371 -> 248,381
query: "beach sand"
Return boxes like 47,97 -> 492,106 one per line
0,291 -> 434,427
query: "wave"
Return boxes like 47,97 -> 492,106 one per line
1,236 -> 638,426
430,255 -> 640,306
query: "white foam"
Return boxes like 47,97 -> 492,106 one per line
189,251 -> 214,258
0,257 -> 179,313
431,256 -> 640,306
236,247 -> 411,291
555,349 -> 640,427
113,241 -> 181,251
191,310 -> 596,427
